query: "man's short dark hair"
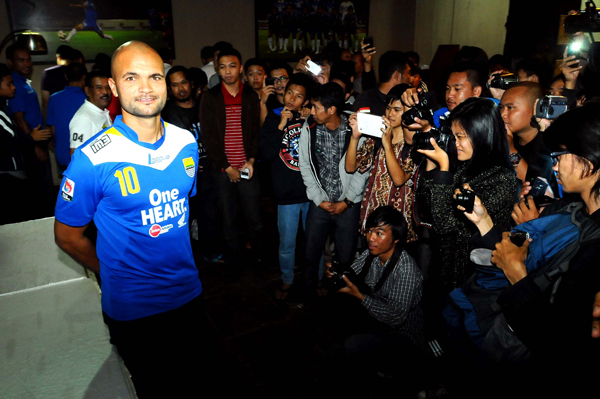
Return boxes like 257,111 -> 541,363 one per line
71,49 -> 84,62
405,51 -> 420,66
5,44 -> 28,61
286,72 -> 317,101
85,70 -> 109,88
545,102 -> 600,200
505,81 -> 544,107
217,47 -> 242,65
56,45 -> 73,59
449,61 -> 485,89
311,82 -> 344,115
200,46 -> 214,60
188,67 -> 208,89
269,61 -> 293,77
0,63 -> 11,81
378,51 -> 409,84
244,58 -> 267,74
65,62 -> 87,83
212,41 -> 233,55
365,206 -> 407,243
166,65 -> 190,86
386,84 -> 411,104
331,71 -> 352,94
516,57 -> 552,88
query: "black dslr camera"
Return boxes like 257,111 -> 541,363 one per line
454,187 -> 476,213
535,95 -> 569,120
488,72 -> 519,90
412,128 -> 453,153
402,91 -> 434,127
327,260 -> 358,291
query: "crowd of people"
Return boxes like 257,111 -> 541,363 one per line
2,5 -> 600,397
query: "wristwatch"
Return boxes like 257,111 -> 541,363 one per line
509,152 -> 522,167
344,199 -> 355,208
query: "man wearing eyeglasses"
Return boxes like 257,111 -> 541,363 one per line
260,62 -> 293,126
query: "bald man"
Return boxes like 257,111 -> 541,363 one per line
500,81 -> 559,196
54,41 -> 204,397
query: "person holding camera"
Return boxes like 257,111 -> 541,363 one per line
418,97 -> 517,293
324,206 -> 426,396
457,102 -> 600,397
299,82 -> 370,290
260,73 -> 316,299
345,84 -> 420,251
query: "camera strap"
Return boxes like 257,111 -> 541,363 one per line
358,246 -> 404,294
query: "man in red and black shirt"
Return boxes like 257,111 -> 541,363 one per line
200,47 -> 263,265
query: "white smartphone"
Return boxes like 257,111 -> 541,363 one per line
357,113 -> 385,138
240,168 -> 250,180
306,60 -> 322,75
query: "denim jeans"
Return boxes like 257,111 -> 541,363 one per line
305,202 -> 360,288
278,202 -> 308,284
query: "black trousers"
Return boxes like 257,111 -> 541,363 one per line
102,294 -> 208,398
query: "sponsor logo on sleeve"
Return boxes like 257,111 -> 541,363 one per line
90,135 -> 112,153
61,178 -> 75,202
183,157 -> 195,177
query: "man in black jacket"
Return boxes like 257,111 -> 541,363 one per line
260,72 -> 315,298
163,66 -> 221,262
200,48 -> 263,265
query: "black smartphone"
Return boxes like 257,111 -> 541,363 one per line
265,77 -> 275,86
363,36 -> 374,51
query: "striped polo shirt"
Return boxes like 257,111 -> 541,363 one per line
222,83 -> 246,169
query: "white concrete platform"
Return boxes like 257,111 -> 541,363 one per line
0,218 -> 134,398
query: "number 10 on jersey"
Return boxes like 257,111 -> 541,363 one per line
114,167 -> 140,196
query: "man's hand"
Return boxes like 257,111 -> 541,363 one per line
329,201 -> 348,216
348,112 -> 361,139
30,125 -> 53,141
360,38 -> 376,73
400,88 -> 431,131
592,292 -> 600,338
295,55 -> 311,73
279,107 -> 293,130
337,275 -> 365,300
561,48 -> 583,90
512,195 -> 540,225
239,160 -> 255,180
319,201 -> 334,213
487,71 -> 507,101
532,99 -> 552,132
416,138 -> 449,171
491,231 -> 529,285
260,85 -> 276,105
226,166 -> 241,183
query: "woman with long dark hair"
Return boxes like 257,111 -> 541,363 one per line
419,97 -> 517,292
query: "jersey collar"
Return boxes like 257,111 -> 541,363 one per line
111,115 -> 167,150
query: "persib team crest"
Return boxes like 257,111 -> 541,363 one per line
183,157 -> 195,177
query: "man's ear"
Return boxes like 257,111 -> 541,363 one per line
328,105 -> 337,115
392,70 -> 401,84
473,85 -> 482,97
531,74 -> 540,83
108,78 -> 119,98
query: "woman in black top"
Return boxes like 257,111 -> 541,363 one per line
418,97 -> 517,293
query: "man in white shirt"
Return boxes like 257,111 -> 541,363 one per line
69,71 -> 112,155
200,46 -> 215,81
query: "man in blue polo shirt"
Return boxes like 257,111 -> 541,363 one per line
6,44 -> 54,214
54,41 -> 204,398
46,62 -> 87,173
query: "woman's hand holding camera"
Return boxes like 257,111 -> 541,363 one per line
417,137 -> 449,171
512,195 -> 540,225
455,184 -> 494,236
